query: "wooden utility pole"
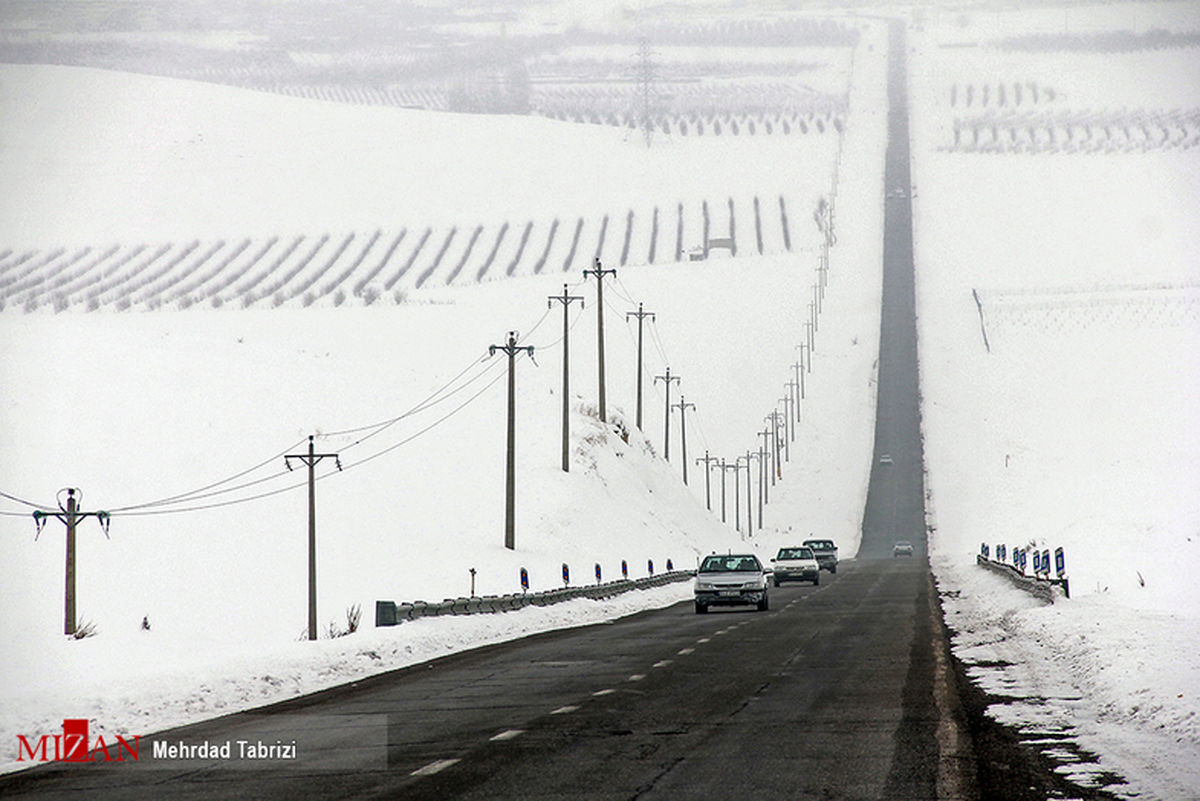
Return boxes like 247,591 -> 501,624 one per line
671,395 -> 695,484
33,488 -> 110,636
285,435 -> 341,641
625,303 -> 655,430
583,258 -> 616,422
489,332 -> 535,550
696,450 -> 719,511
548,285 -> 584,472
654,367 -> 680,460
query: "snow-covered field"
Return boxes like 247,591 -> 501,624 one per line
1,3 -> 1198,797
910,5 -> 1200,798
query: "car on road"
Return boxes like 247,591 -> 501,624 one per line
879,453 -> 893,465
892,540 -> 914,557
771,547 -> 820,586
694,554 -> 769,613
802,538 -> 839,574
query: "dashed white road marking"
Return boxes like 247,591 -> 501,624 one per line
677,647 -> 695,655
653,660 -> 673,668
490,729 -> 525,742
697,637 -> 711,643
550,705 -> 579,715
593,688 -> 616,696
628,674 -> 646,682
411,758 -> 460,776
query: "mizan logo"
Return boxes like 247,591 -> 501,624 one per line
17,719 -> 140,763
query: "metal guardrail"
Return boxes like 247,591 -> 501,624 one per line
374,571 -> 695,627
975,553 -> 1070,601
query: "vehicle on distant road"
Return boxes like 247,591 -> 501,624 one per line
802,538 -> 839,574
771,547 -> 820,586
879,453 -> 893,465
694,553 -> 769,613
892,540 -> 914,557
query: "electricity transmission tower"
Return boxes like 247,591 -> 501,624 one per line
634,37 -> 659,148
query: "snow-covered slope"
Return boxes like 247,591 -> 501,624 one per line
0,16 -> 889,776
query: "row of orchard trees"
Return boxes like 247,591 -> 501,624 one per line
0,194 -> 809,314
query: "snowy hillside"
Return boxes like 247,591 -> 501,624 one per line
0,11 -> 887,775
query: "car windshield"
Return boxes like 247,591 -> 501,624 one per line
895,541 -> 911,547
699,555 -> 762,573
777,548 -> 813,560
804,540 -> 833,549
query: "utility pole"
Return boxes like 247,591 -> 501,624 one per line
654,367 -> 680,460
758,431 -> 777,489
753,431 -> 772,501
805,314 -> 815,356
786,380 -> 801,434
753,444 -> 766,527
778,397 -> 792,460
696,450 -> 719,510
489,332 -> 535,550
33,488 -> 110,636
671,395 -> 695,484
793,348 -> 807,400
814,282 -> 822,319
625,303 -> 655,430
740,452 -> 754,535
765,412 -> 783,480
718,458 -> 735,523
548,284 -> 584,472
772,412 -> 792,474
816,244 -> 825,299
730,459 -> 742,533
285,435 -> 341,642
583,258 -> 616,422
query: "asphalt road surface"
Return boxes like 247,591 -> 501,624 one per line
2,558 -> 960,801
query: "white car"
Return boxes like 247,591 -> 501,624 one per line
694,554 -> 769,613
771,546 -> 820,586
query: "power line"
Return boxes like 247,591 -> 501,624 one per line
107,438 -> 308,512
0,489 -> 53,510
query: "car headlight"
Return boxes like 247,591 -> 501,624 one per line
695,582 -> 715,591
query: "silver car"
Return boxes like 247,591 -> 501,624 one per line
771,546 -> 820,586
694,554 -> 769,613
